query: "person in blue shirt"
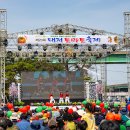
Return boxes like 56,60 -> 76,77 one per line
16,113 -> 30,130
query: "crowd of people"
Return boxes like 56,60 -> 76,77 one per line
0,99 -> 130,130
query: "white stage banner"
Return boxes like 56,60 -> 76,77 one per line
17,35 -> 118,45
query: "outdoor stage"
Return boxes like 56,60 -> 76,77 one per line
22,98 -> 84,105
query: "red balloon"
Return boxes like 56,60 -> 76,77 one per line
68,108 -> 73,114
50,103 -> 54,107
21,107 -> 27,113
92,102 -> 96,107
46,102 -> 50,106
101,108 -> 106,113
7,103 -> 13,109
127,104 -> 130,111
26,105 -> 30,110
19,108 -> 22,112
100,103 -> 104,108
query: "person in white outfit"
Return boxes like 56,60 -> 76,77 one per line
59,92 -> 64,103
49,93 -> 55,103
65,91 -> 70,103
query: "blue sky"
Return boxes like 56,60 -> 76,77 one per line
0,0 -> 130,34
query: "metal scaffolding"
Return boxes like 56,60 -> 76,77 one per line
0,9 -> 7,104
124,12 -> 130,97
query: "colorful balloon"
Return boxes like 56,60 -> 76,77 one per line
127,104 -> 130,111
7,103 -> 13,109
82,100 -> 87,105
68,108 -> 73,114
7,111 -> 12,118
21,107 -> 27,113
36,106 -> 43,113
26,105 -> 30,110
100,103 -> 104,108
96,100 -> 101,105
42,106 -> 47,110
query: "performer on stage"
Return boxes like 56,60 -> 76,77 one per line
59,92 -> 64,103
65,91 -> 70,103
49,93 -> 55,103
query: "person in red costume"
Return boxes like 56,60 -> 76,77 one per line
59,92 -> 64,103
65,91 -> 70,103
49,93 -> 55,103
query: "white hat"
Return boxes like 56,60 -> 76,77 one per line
10,112 -> 20,121
77,110 -> 86,116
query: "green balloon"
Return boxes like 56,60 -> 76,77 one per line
96,100 -> 101,105
81,107 -> 85,110
42,106 -> 47,110
82,100 -> 87,105
47,107 -> 52,111
120,125 -> 126,130
7,111 -> 12,118
36,106 -> 43,113
20,106 -> 23,108
104,104 -> 108,109
114,103 -> 118,107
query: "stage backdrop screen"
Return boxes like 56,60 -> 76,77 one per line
21,71 -> 84,100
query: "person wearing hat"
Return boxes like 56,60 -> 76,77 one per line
120,108 -> 129,125
99,120 -> 120,130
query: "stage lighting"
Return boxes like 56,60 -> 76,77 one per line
27,44 -> 32,49
31,56 -> 35,60
107,51 -> 111,55
3,39 -> 8,47
88,46 -> 91,51
112,46 -> 116,51
102,44 -> 107,49
15,52 -> 19,57
73,53 -> 76,59
52,53 -> 55,57
7,51 -> 13,57
80,51 -> 85,56
98,53 -> 102,58
18,46 -> 22,51
73,44 -> 78,49
43,46 -> 47,51
43,52 -> 46,57
58,44 -> 62,49
58,58 -> 61,63
34,51 -> 38,56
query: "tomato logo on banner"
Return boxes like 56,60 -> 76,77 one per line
18,36 -> 27,44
